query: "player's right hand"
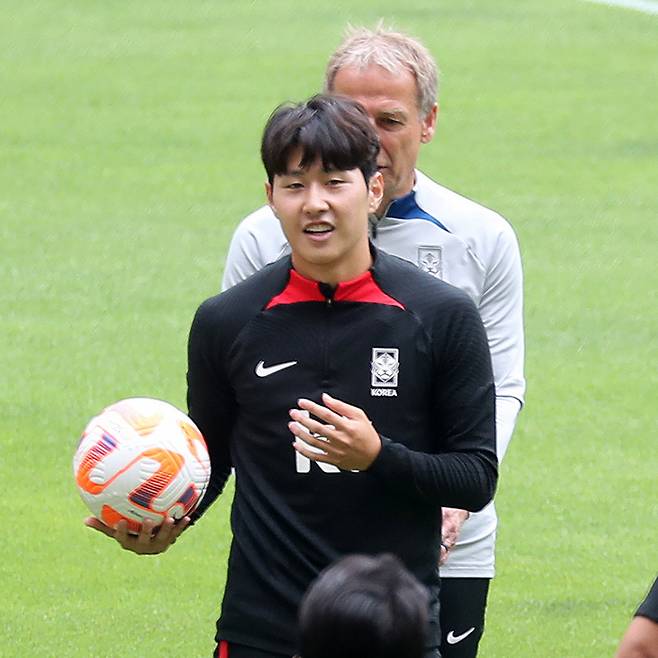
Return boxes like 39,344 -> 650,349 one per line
84,516 -> 189,555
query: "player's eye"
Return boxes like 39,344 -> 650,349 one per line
379,117 -> 403,128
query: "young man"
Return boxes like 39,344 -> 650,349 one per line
221,26 -> 525,658
297,553 -> 428,658
86,95 -> 497,657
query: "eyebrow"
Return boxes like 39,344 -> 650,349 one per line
282,165 -> 343,177
378,108 -> 407,119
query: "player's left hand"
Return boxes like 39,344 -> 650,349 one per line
289,393 -> 382,471
440,507 -> 470,565
84,515 -> 190,555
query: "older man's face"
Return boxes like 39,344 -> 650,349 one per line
331,64 -> 437,214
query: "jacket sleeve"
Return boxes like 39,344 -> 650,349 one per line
636,576 -> 658,622
368,295 -> 498,510
186,299 -> 235,522
480,221 -> 525,461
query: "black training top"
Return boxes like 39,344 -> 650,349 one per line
186,246 -> 497,655
636,576 -> 658,623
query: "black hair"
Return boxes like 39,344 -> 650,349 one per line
261,94 -> 380,184
298,554 -> 429,658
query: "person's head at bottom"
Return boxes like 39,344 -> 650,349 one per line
297,553 -> 428,658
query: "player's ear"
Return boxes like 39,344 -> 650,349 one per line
420,102 -> 438,144
367,171 -> 384,213
265,181 -> 275,212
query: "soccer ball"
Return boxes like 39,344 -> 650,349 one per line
73,397 -> 211,533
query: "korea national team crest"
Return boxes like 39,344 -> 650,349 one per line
417,246 -> 442,278
371,348 -> 399,397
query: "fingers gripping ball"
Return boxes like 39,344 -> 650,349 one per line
73,398 -> 211,533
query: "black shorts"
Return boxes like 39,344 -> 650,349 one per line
439,577 -> 491,658
215,641 -> 290,658
215,640 -> 441,658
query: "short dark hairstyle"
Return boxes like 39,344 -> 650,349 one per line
298,554 -> 429,658
261,94 -> 380,184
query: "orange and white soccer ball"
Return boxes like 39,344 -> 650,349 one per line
73,397 -> 211,533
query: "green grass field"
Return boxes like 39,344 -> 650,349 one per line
2,1 -> 656,656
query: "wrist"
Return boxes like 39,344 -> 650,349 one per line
366,432 -> 383,468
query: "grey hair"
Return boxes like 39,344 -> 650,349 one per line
324,22 -> 439,118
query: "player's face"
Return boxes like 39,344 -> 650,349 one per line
266,152 -> 384,285
330,64 -> 437,214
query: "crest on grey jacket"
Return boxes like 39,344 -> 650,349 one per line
418,246 -> 442,278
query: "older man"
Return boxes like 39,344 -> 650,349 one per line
222,26 -> 525,658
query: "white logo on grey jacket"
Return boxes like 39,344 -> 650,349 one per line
418,246 -> 442,278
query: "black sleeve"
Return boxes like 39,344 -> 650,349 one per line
368,294 -> 498,510
186,299 -> 235,522
636,576 -> 658,623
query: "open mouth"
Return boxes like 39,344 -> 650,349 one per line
303,223 -> 334,235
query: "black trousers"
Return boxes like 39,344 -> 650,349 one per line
439,577 -> 491,658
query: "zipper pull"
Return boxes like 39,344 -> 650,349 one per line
319,281 -> 335,305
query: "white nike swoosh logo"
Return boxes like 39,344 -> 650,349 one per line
446,628 -> 476,645
255,360 -> 298,377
